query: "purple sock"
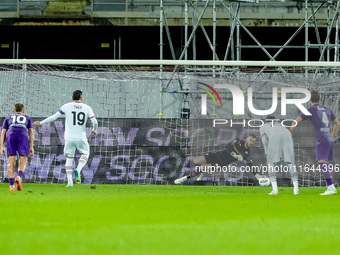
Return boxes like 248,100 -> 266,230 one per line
18,170 -> 24,178
319,162 -> 333,186
9,178 -> 14,186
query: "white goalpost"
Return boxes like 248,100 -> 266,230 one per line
0,59 -> 340,187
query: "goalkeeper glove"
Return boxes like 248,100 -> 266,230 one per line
231,152 -> 243,161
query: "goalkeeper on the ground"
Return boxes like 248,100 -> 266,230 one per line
174,134 -> 256,184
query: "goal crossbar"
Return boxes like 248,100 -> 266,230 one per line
2,59 -> 340,67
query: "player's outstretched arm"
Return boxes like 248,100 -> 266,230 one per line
33,121 -> 41,126
231,152 -> 243,161
29,128 -> 34,156
290,116 -> 303,135
332,118 -> 340,140
34,111 -> 63,126
225,140 -> 243,161
260,126 -> 268,155
0,128 -> 6,156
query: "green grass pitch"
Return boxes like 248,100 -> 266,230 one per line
1,184 -> 339,255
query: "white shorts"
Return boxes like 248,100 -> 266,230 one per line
64,139 -> 89,157
267,133 -> 294,165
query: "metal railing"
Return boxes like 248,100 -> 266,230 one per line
0,1 -> 333,20
91,0 -> 127,12
0,0 -> 19,17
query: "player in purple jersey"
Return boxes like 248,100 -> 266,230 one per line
291,91 -> 340,195
0,103 -> 34,191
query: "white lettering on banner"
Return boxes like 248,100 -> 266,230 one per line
213,119 -> 298,128
200,84 -> 311,116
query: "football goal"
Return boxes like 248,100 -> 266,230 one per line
0,59 -> 339,187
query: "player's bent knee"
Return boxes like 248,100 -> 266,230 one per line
80,153 -> 89,160
193,156 -> 206,165
193,160 -> 200,166
79,153 -> 89,164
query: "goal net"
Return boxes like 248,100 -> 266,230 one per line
0,59 -> 339,187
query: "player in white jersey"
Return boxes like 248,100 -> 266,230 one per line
260,116 -> 299,195
34,90 -> 98,187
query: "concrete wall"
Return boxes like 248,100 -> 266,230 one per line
0,1 -> 337,27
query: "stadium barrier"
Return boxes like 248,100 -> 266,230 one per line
0,118 -> 338,187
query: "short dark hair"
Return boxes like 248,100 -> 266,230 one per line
248,134 -> 256,139
265,115 -> 279,122
14,103 -> 24,112
73,90 -> 82,100
265,115 -> 276,120
310,90 -> 320,103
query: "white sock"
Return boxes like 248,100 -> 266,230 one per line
289,164 -> 299,191
66,157 -> 74,184
76,154 -> 89,173
268,163 -> 278,192
293,181 -> 299,191
271,181 -> 278,193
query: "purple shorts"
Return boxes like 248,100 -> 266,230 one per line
6,134 -> 29,157
315,141 -> 334,162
